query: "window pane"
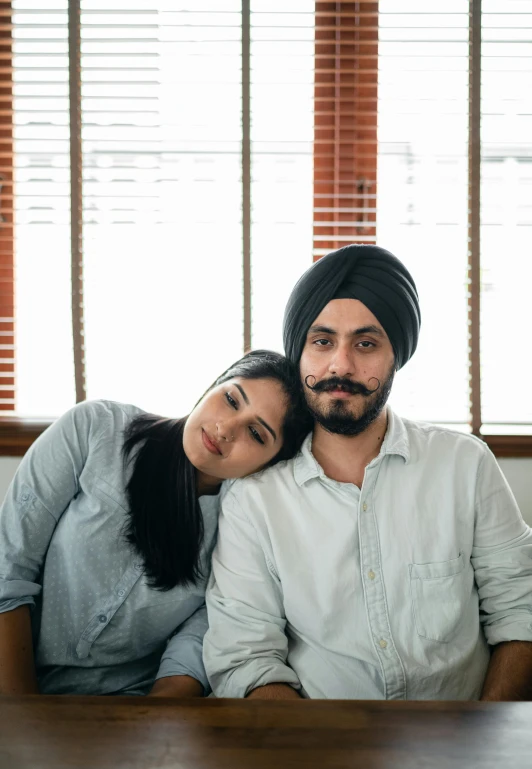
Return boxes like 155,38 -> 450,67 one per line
480,0 -> 532,434
81,2 -> 243,416
13,0 -> 75,416
378,0 -> 470,428
250,1 -> 314,351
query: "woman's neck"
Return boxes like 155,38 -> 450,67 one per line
196,470 -> 222,497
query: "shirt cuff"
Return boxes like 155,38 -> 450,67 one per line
155,659 -> 210,695
0,577 -> 41,608
0,596 -> 37,614
155,639 -> 210,694
211,659 -> 302,699
484,618 -> 532,646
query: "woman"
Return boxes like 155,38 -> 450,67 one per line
0,350 -> 311,698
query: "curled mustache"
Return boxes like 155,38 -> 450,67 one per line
304,375 -> 381,397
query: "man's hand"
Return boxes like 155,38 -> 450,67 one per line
480,641 -> 532,701
148,675 -> 204,698
246,683 -> 302,700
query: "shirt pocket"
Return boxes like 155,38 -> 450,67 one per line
409,552 -> 471,643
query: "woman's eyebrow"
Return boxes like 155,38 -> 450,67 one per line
257,417 -> 277,442
235,383 -> 277,442
235,383 -> 249,404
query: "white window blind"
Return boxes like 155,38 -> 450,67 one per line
13,1 -> 316,418
7,2 -> 532,439
14,1 -> 75,417
480,0 -> 532,434
81,1 -> 243,417
378,0 -> 470,429
250,0 -> 314,352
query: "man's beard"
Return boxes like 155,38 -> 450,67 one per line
304,365 -> 395,436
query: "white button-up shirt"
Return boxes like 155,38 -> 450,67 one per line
204,409 -> 532,700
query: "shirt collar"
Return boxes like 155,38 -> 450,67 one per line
381,407 -> 410,463
293,407 -> 410,487
293,433 -> 325,486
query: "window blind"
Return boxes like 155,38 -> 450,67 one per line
3,1 -> 532,447
250,0 -> 314,351
13,0 -> 74,417
313,1 -> 378,260
80,0 -> 244,416
0,0 -> 14,412
377,0 -> 471,428
480,0 -> 532,435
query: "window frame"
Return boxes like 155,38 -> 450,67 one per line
0,1 -> 530,458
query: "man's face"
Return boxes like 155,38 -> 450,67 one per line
299,298 -> 396,436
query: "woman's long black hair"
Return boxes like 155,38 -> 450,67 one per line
122,350 -> 311,591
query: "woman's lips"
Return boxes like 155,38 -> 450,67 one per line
202,429 -> 222,456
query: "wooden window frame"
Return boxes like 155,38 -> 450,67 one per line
0,3 -> 530,458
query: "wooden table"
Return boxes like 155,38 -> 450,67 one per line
0,697 -> 531,769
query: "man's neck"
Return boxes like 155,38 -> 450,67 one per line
311,409 -> 389,487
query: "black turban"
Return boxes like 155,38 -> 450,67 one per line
283,244 -> 421,370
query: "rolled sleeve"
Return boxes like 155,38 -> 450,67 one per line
471,447 -> 532,645
155,604 -> 210,693
0,403 -> 92,613
203,490 -> 301,698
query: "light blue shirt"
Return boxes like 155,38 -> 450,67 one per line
0,400 -> 219,695
204,409 -> 532,700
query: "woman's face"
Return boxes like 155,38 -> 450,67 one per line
183,376 -> 288,480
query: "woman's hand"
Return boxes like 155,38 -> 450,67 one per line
0,606 -> 39,695
148,674 -> 204,698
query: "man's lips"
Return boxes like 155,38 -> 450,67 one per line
325,389 -> 354,399
322,386 -> 358,399
202,429 -> 222,456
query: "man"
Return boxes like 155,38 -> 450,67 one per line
204,244 -> 532,701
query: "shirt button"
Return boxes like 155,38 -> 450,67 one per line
362,502 -> 367,512
368,570 -> 375,580
117,589 -> 125,597
379,639 -> 388,649
98,614 -> 107,623
135,563 -> 143,571
21,493 -> 29,501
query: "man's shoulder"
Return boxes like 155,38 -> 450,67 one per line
400,415 -> 489,461
225,456 -> 300,503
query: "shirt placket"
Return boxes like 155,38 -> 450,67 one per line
359,459 -> 407,700
75,561 -> 144,660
